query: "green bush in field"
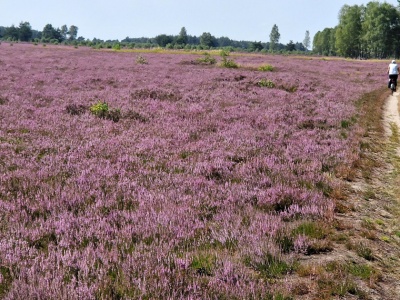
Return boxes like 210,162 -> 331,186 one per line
258,79 -> 276,88
221,58 -> 239,68
258,64 -> 275,72
196,52 -> 217,65
220,50 -> 239,68
90,101 -> 109,118
90,101 -> 121,122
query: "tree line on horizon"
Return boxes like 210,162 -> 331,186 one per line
314,1 -> 400,58
0,23 -> 79,44
4,2 -> 400,58
0,22 -> 309,53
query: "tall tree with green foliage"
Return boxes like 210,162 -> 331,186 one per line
269,24 -> 280,52
68,25 -> 78,40
42,24 -> 62,42
200,32 -> 217,48
176,27 -> 188,45
18,22 -> 32,41
362,2 -> 400,58
335,5 -> 363,58
60,25 -> 68,40
218,36 -> 233,47
286,40 -> 296,51
250,41 -> 264,52
155,34 -> 174,47
4,25 -> 19,40
303,30 -> 310,50
313,27 -> 336,56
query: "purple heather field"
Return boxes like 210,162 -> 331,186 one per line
0,43 -> 385,299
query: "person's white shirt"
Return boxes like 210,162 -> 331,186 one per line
389,60 -> 399,75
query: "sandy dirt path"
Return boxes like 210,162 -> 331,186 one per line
383,88 -> 400,142
381,88 -> 400,298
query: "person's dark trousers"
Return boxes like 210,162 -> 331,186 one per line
389,74 -> 398,88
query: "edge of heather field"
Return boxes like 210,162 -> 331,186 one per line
288,86 -> 400,300
349,87 -> 400,297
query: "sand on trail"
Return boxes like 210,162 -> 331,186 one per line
383,88 -> 400,144
381,88 -> 400,298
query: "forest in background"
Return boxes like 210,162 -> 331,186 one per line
2,1 -> 400,57
0,22 -> 307,53
314,1 -> 400,58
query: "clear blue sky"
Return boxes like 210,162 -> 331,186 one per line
1,0 -> 398,43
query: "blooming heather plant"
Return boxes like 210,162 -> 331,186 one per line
0,43 -> 385,299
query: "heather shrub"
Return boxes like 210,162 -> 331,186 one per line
28,232 -> 57,252
0,266 -> 12,297
0,96 -> 8,105
106,108 -> 121,122
132,88 -> 181,101
65,103 -> 87,115
124,110 -> 148,122
278,83 -> 298,93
